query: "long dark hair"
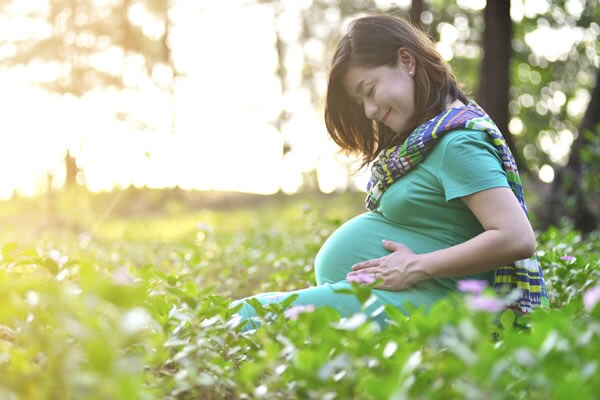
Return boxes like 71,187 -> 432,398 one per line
324,14 -> 468,169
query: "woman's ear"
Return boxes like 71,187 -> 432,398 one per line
397,48 -> 415,72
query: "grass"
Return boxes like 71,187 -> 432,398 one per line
1,188 -> 599,399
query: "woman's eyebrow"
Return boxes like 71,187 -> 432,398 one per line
356,79 -> 367,94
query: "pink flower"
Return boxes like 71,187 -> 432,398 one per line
583,286 -> 600,312
284,305 -> 315,320
112,266 -> 135,285
347,272 -> 376,285
560,255 -> 576,262
457,279 -> 488,295
196,222 -> 211,231
48,250 -> 68,268
79,232 -> 92,245
468,295 -> 504,313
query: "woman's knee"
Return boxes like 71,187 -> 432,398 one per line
230,299 -> 262,332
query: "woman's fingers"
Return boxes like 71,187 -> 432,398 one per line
352,241 -> 412,271
382,240 -> 410,252
351,257 -> 384,271
351,262 -> 368,271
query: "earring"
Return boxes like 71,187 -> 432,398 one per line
410,70 -> 414,76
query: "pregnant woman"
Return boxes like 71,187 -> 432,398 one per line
233,14 -> 548,331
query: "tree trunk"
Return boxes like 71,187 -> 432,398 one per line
64,150 -> 79,189
541,69 -> 600,233
477,0 -> 519,161
410,0 -> 423,29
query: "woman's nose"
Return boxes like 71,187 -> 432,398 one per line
363,100 -> 379,120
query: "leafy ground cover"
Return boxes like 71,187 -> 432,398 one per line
1,191 -> 599,399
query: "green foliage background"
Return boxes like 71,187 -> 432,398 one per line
1,191 -> 599,399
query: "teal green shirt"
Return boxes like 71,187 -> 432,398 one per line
314,129 -> 510,310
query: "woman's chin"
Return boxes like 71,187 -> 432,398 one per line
384,122 -> 402,134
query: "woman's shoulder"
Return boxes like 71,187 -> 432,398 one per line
427,127 -> 502,167
436,128 -> 488,147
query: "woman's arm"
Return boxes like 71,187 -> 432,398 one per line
417,186 -> 536,277
348,186 -> 536,290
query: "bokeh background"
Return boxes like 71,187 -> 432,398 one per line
0,0 -> 599,231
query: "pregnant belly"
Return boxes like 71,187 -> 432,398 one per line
314,212 -> 449,285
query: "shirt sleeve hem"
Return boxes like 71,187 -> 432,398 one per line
445,180 -> 510,202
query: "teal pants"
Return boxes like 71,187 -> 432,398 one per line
232,282 -> 389,331
230,265 -> 487,332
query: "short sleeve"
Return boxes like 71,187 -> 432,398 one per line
439,131 -> 510,202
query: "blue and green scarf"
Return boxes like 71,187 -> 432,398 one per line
366,102 -> 549,312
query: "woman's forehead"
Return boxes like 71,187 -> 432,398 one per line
343,65 -> 372,89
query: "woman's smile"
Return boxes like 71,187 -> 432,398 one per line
381,108 -> 392,124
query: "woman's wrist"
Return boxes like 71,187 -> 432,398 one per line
410,254 -> 433,282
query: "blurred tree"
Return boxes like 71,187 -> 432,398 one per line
508,0 -> 599,230
64,150 -> 80,188
0,0 -> 175,189
477,0 -> 518,159
510,0 -> 599,171
264,1 -> 293,163
410,0 -> 424,29
541,69 -> 600,232
0,0 -> 174,96
259,0 -> 412,192
258,0 -> 379,192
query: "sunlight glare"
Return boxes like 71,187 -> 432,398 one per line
508,117 -> 524,136
280,153 -> 304,194
317,158 -> 347,194
128,3 -> 165,39
549,130 -> 574,165
567,89 -> 591,117
0,0 -> 308,199
374,0 -> 411,8
456,0 -> 486,11
435,43 -> 453,61
525,25 -> 583,62
538,164 -> 554,183
523,0 -> 550,18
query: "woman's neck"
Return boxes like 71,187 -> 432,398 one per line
445,98 -> 465,109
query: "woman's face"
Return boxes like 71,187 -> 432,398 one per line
342,50 -> 416,134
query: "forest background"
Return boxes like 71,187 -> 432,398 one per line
0,0 -> 599,232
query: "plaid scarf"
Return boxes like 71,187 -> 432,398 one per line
366,102 -> 549,312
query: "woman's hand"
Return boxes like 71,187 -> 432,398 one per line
347,240 -> 428,290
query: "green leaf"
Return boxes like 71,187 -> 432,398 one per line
1,243 -> 17,260
332,288 -> 354,295
19,248 -> 39,258
500,310 -> 516,330
41,257 -> 59,275
167,275 -> 178,286
384,304 -> 408,324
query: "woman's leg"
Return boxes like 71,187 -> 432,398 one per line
231,279 -> 464,333
232,281 -> 389,332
